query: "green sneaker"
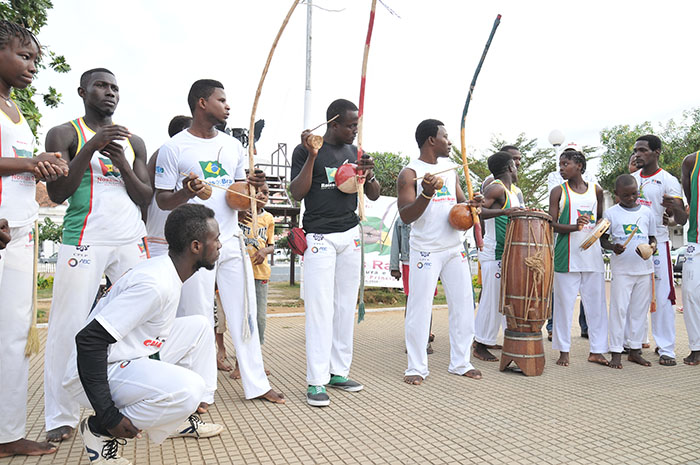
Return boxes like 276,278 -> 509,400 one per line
306,385 -> 330,407
327,375 -> 363,392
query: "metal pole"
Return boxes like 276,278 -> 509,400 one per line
303,0 -> 313,129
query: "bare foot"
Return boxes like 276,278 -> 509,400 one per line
659,355 -> 677,366
229,361 -> 240,379
403,375 -> 423,385
256,389 -> 285,404
588,353 -> 610,366
609,352 -> 623,369
197,402 -> 209,413
462,369 -> 482,379
45,425 -> 73,442
473,342 -> 498,362
0,439 -> 57,457
217,351 -> 232,372
683,350 -> 700,366
642,343 -> 650,349
486,344 -> 502,350
556,352 -> 570,366
628,349 -> 651,367
265,368 -> 271,375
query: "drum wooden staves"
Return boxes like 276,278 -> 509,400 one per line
498,210 -> 554,376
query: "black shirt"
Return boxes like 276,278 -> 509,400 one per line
291,141 -> 360,234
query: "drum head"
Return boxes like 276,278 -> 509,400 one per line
508,210 -> 552,222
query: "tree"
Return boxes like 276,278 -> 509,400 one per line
0,0 -> 70,137
368,151 -> 410,198
598,108 -> 700,193
38,217 -> 62,243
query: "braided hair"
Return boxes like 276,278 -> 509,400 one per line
560,149 -> 587,174
0,20 -> 40,52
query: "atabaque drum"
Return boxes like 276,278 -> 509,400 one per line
499,210 -> 554,332
498,210 -> 554,376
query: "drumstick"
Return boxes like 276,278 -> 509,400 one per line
621,224 -> 639,248
307,114 -> 339,133
413,165 -> 459,181
180,172 -> 258,202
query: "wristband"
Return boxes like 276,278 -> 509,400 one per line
185,179 -> 197,193
421,192 -> 434,200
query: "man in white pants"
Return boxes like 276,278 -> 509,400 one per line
43,68 -> 153,442
155,79 -> 284,404
66,204 -> 223,465
0,20 -> 70,458
681,150 -> 700,366
474,151 -> 522,362
397,119 -> 482,385
290,99 -> 380,407
631,135 -> 687,366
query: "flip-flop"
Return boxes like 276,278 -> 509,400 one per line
659,355 -> 677,366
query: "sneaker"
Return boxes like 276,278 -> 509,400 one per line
79,417 -> 131,464
306,385 -> 330,407
168,414 -> 223,439
327,375 -> 363,392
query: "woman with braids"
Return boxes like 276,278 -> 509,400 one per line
0,20 -> 68,458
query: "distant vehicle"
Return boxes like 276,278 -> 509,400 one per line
671,246 -> 687,276
39,252 -> 58,264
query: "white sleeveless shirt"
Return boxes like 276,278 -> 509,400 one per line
406,158 -> 462,252
553,181 -> 604,273
0,106 -> 38,227
62,118 -> 147,246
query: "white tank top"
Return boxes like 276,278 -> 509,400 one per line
481,180 -> 522,262
0,106 -> 38,227
406,158 -> 462,252
554,181 -> 604,272
62,118 -> 147,246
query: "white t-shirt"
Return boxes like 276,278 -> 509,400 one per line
155,130 -> 246,241
0,108 -> 38,227
603,204 -> 655,275
631,168 -> 682,243
406,158 -> 462,252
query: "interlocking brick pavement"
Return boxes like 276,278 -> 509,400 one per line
2,307 -> 698,465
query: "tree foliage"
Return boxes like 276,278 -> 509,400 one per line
0,0 -> 70,137
368,151 -> 410,198
598,108 -> 700,193
38,216 -> 62,243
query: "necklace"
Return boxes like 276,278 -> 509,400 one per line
0,94 -> 12,107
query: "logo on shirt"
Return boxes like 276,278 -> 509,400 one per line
13,146 -> 32,158
98,157 -> 121,178
460,251 -> 468,259
623,224 -> 642,235
420,252 -> 431,258
138,243 -> 147,254
688,245 -> 695,253
313,234 -> 324,241
576,209 -> 595,223
199,161 -> 228,179
354,239 -> 361,247
311,246 -> 319,253
68,258 -> 78,267
119,361 -> 131,368
155,166 -> 164,174
143,339 -> 163,348
435,185 -> 451,198
324,167 -> 337,184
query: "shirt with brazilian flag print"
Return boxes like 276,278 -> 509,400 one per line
291,141 -> 359,234
603,203 -> 655,275
61,118 -> 146,246
155,130 -> 246,241
631,168 -> 682,243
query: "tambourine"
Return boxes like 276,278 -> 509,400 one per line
580,218 -> 610,250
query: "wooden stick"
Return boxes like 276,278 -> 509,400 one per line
308,114 -> 339,133
248,0 -> 302,231
180,172 -> 258,202
25,220 -> 40,356
622,225 -> 639,248
355,0 -> 378,222
413,165 -> 459,181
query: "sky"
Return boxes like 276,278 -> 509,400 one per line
32,0 -> 700,174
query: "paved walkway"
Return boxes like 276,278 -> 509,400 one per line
2,308 -> 698,465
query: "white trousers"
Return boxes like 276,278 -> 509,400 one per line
178,235 -> 271,398
609,273 -> 652,352
75,316 -> 213,444
474,259 -> 505,346
303,226 -> 361,386
405,245 -> 475,378
682,243 -> 700,351
0,224 -> 34,443
651,242 -> 676,358
552,272 -> 608,354
45,242 -> 147,431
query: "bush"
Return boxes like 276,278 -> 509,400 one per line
37,274 -> 53,290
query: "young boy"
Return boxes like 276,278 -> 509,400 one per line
0,20 -> 69,457
549,150 -> 609,367
601,175 -> 656,369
